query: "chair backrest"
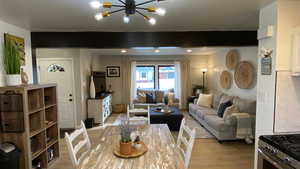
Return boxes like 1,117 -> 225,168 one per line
127,104 -> 150,125
177,118 -> 196,169
65,121 -> 91,168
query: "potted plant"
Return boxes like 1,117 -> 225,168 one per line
119,120 -> 133,155
3,38 -> 21,86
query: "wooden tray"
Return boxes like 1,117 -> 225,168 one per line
113,141 -> 148,158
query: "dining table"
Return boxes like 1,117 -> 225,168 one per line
82,124 -> 185,169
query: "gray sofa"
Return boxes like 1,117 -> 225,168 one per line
189,91 -> 256,141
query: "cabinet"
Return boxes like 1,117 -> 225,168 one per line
87,95 -> 112,125
0,84 -> 59,169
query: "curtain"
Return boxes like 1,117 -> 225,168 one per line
180,57 -> 192,109
174,61 -> 182,108
130,61 -> 137,103
121,57 -> 132,104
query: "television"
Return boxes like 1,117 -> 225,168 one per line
92,72 -> 106,98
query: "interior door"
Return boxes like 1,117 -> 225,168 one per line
38,58 -> 76,128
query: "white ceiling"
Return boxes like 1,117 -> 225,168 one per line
0,0 -> 274,32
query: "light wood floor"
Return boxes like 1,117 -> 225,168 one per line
50,136 -> 254,169
189,139 -> 254,169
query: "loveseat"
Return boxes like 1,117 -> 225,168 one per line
133,89 -> 180,108
189,91 -> 256,141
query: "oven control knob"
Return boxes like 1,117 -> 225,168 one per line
283,157 -> 291,164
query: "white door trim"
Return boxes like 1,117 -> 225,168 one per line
37,57 -> 78,128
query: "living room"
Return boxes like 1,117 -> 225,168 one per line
1,0 -> 300,169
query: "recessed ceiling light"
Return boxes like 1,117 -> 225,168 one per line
90,1 -> 102,9
121,49 -> 127,53
186,49 -> 193,53
155,49 -> 160,53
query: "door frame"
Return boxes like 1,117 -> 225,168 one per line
37,57 -> 78,128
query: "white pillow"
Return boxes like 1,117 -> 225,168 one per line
197,94 -> 213,108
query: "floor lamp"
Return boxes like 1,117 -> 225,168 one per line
201,68 -> 208,93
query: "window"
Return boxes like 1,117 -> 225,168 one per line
136,66 -> 155,89
135,64 -> 176,91
47,64 -> 65,72
158,66 -> 175,90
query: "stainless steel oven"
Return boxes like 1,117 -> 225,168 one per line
258,140 -> 300,169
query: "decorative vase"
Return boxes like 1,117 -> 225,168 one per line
6,74 -> 21,86
90,76 -> 96,99
120,141 -> 132,155
21,68 -> 29,84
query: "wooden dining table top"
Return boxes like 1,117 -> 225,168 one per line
82,124 -> 185,169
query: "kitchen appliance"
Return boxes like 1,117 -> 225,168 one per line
258,134 -> 300,169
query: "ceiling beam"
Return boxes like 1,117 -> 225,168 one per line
31,31 -> 258,48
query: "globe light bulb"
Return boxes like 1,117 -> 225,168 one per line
123,15 -> 130,23
95,13 -> 103,20
149,18 -> 156,25
90,1 -> 102,9
156,8 -> 166,16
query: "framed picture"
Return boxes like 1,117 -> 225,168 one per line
107,66 -> 120,77
4,33 -> 25,66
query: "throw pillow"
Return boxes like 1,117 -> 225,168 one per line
196,94 -> 213,108
155,90 -> 164,103
137,92 -> 146,103
217,100 -> 232,118
217,95 -> 234,111
223,105 -> 239,121
146,93 -> 155,103
167,92 -> 175,106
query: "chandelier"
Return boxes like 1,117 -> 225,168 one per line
90,0 -> 166,25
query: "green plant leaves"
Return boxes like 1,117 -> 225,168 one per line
3,37 -> 21,74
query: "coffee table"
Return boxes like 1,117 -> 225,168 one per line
150,107 -> 184,131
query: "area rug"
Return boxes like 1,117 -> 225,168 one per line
108,112 -> 214,139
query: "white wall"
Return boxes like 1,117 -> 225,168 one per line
207,47 -> 258,100
79,49 -> 92,121
255,3 -> 278,168
92,55 -> 124,105
0,20 -> 33,86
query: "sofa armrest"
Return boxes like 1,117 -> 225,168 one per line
133,99 -> 141,104
225,113 -> 256,134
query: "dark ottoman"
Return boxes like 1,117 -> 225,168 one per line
150,107 -> 184,131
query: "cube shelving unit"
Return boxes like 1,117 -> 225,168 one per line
0,84 -> 59,169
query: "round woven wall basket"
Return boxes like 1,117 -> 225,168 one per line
226,50 -> 240,70
220,71 -> 232,89
234,61 -> 254,89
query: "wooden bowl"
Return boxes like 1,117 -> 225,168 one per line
113,141 -> 148,158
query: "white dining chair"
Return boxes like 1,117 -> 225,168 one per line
127,104 -> 150,125
177,118 -> 196,169
65,121 -> 91,169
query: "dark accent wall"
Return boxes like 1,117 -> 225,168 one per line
31,31 -> 258,48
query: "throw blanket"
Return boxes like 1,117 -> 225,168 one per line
231,113 -> 253,142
